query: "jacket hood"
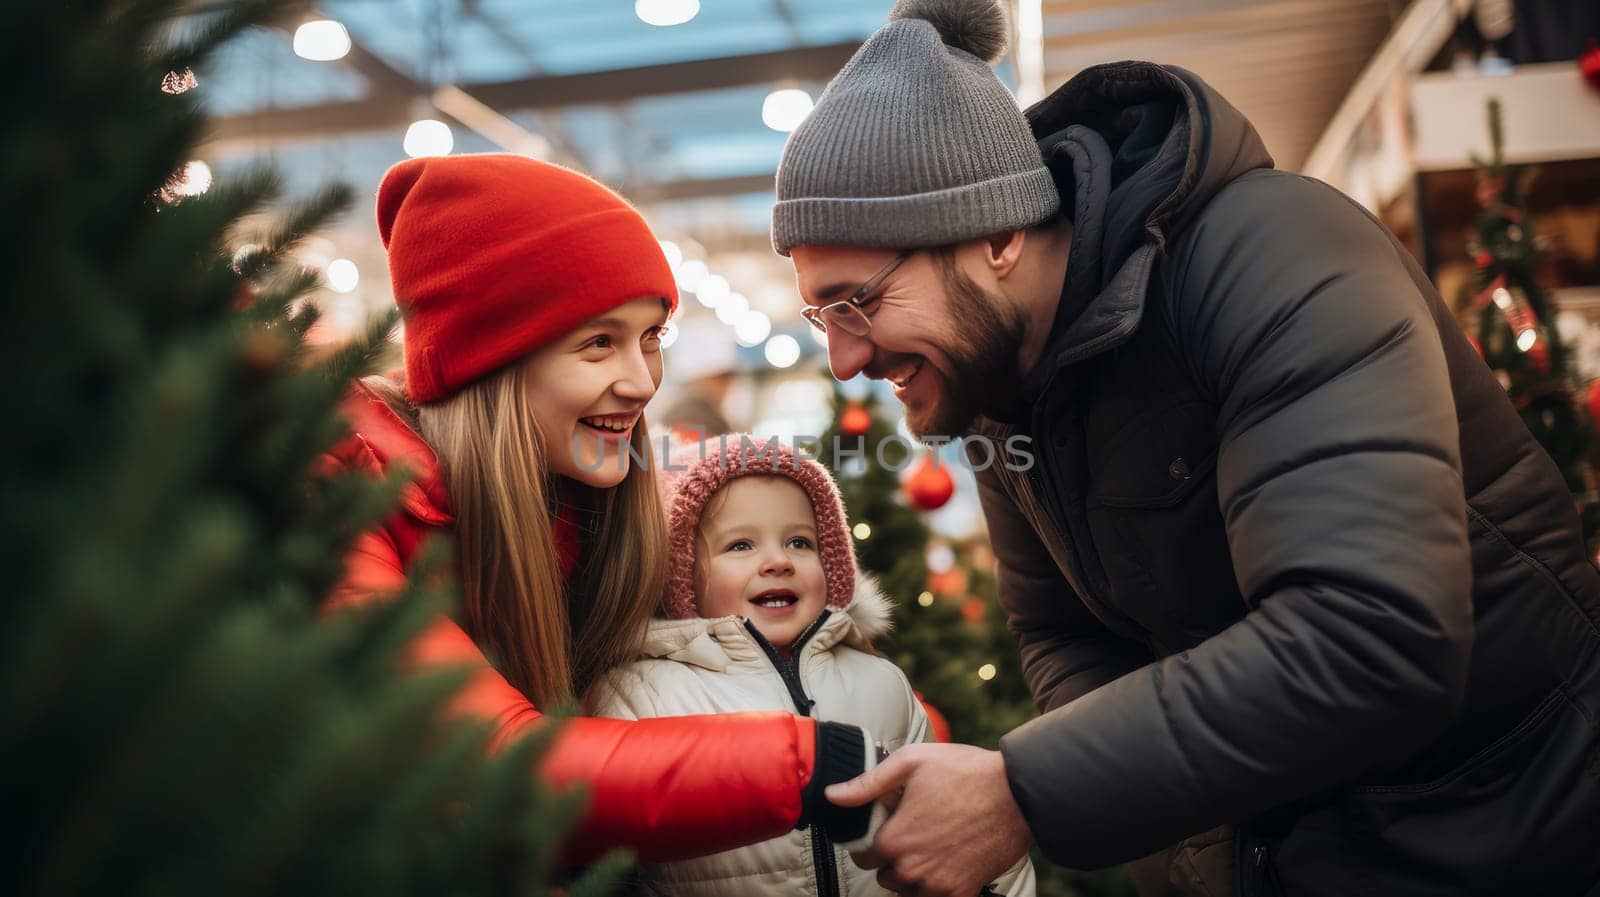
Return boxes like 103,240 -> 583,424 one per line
636,569 -> 895,671
656,434 -> 861,620
1023,62 -> 1273,387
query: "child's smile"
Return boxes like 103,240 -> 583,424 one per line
694,476 -> 828,649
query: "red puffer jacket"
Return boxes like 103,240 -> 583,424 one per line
323,382 -> 820,865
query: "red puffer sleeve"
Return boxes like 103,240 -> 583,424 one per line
331,527 -> 816,866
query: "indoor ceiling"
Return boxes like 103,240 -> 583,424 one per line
1039,0 -> 1407,171
191,0 -> 1412,334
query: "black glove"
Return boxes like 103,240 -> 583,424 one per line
797,720 -> 883,845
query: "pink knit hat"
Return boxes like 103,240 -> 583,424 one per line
656,434 -> 856,620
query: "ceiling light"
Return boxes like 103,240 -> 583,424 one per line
403,119 -> 453,158
762,88 -> 814,132
636,0 -> 700,27
293,20 -> 351,62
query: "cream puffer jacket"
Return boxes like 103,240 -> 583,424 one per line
591,581 -> 1035,897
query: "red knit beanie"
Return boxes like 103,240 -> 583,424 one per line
656,435 -> 858,620
376,154 -> 679,404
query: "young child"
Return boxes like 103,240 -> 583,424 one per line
591,435 -> 1034,897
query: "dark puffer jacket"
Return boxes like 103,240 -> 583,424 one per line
974,61 -> 1600,897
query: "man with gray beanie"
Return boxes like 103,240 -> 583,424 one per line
783,2 -> 1600,896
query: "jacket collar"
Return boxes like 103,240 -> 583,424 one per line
637,571 -> 895,672
342,379 -> 454,526
1020,62 -> 1273,399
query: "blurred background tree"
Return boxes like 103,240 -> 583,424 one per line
1467,99 -> 1599,545
0,2 -> 619,895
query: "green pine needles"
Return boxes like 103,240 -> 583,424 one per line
0,2 -> 622,895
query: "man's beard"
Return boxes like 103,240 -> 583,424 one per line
907,256 -> 1027,439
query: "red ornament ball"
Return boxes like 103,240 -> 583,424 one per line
904,453 -> 955,510
1581,42 -> 1600,94
960,595 -> 987,624
915,691 -> 953,743
926,566 -> 968,597
839,402 -> 872,438
1475,251 -> 1494,269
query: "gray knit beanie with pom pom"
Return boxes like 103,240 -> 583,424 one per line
771,0 -> 1060,256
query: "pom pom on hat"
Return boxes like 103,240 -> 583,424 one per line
888,0 -> 1011,64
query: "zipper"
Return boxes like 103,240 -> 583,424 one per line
1237,832 -> 1257,897
744,614 -> 840,897
1237,830 -> 1282,897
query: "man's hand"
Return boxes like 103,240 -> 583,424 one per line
827,743 -> 1033,897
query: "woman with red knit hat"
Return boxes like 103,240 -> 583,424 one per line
323,154 -> 879,866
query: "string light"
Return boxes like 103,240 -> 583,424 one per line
1516,329 -> 1538,352
658,240 -> 683,270
697,274 -> 731,308
977,663 -> 997,681
852,522 -> 872,540
677,259 -> 709,293
735,310 -> 772,347
917,591 -> 935,607
714,291 -> 749,325
765,334 -> 801,369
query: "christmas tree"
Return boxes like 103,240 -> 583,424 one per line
1,2 -> 619,894
815,383 -> 1135,897
1468,99 -> 1595,539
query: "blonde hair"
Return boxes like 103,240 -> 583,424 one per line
362,368 -> 666,709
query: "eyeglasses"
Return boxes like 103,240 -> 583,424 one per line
799,249 -> 914,337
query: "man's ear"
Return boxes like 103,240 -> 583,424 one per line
983,229 -> 1026,279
